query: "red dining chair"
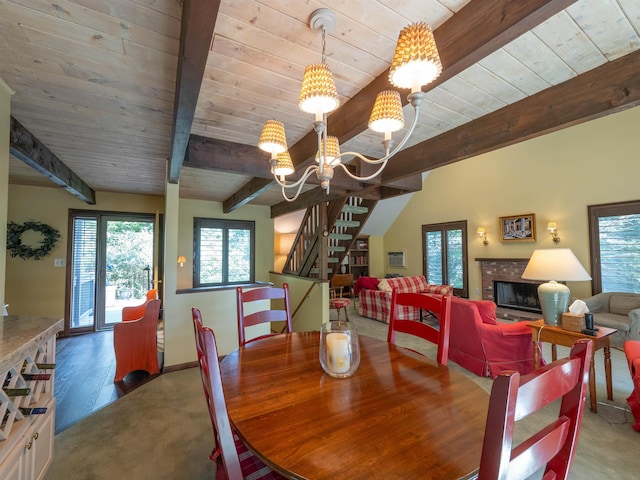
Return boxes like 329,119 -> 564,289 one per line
477,338 -> 593,480
387,290 -> 452,365
113,298 -> 161,382
236,284 -> 293,347
192,310 -> 285,480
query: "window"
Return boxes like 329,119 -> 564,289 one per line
194,218 -> 255,287
588,200 -> 640,293
422,221 -> 468,298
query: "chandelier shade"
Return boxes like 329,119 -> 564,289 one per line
315,136 -> 341,165
299,63 -> 340,117
274,151 -> 295,176
389,22 -> 442,92
368,90 -> 405,134
258,120 -> 287,154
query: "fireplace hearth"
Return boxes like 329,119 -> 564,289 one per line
494,280 -> 541,314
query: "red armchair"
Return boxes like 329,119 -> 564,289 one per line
624,340 -> 640,431
448,296 -> 538,378
114,298 -> 161,382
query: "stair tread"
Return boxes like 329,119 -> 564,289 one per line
342,205 -> 369,214
335,219 -> 360,227
329,233 -> 352,240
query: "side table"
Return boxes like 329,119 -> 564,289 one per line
526,319 -> 616,413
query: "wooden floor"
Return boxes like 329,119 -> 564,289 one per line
54,330 -> 160,434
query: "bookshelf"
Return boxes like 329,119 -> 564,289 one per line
349,236 -> 369,278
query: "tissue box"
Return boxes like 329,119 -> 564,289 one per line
561,313 -> 585,332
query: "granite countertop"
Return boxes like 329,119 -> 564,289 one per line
0,315 -> 63,373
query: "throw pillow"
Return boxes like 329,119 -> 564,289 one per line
377,279 -> 393,292
354,276 -> 380,294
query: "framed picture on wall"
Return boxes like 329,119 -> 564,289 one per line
499,213 -> 536,242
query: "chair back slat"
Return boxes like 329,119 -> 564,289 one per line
478,339 -> 593,480
236,284 -> 293,346
388,291 -> 451,364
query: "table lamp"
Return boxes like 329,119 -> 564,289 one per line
521,248 -> 591,326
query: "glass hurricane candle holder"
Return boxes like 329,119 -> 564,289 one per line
319,320 -> 360,378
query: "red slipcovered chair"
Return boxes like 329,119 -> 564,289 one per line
624,340 -> 640,432
113,298 -> 161,382
448,296 -> 540,378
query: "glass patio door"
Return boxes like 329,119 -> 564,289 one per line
67,211 -> 160,335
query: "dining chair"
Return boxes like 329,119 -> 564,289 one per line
476,338 -> 593,480
329,286 -> 351,322
192,310 -> 285,479
113,298 -> 161,382
387,290 -> 452,364
236,284 -> 293,347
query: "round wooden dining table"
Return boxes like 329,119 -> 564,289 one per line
220,331 -> 488,480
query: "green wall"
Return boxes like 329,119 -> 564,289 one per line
384,105 -> 640,301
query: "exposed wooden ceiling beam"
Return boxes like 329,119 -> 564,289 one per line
168,0 -> 220,183
227,0 -> 578,212
381,48 -> 640,183
9,116 -> 95,204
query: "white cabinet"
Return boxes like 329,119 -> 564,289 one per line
0,317 -> 62,480
1,400 -> 55,480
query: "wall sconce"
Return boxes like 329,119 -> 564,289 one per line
177,255 -> 186,269
477,227 -> 489,246
547,222 -> 560,244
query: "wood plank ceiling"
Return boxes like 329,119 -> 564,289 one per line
3,0 -> 640,217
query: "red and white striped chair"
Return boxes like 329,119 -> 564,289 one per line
192,308 -> 285,479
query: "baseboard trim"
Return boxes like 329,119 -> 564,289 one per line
163,361 -> 198,373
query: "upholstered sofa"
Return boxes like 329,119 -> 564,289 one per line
356,275 -> 453,323
624,341 -> 640,432
448,296 -> 538,378
583,292 -> 640,348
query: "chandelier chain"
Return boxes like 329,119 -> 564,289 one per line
321,26 -> 326,64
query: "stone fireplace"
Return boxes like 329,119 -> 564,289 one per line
476,258 -> 542,321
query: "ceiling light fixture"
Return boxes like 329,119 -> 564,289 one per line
258,8 -> 442,202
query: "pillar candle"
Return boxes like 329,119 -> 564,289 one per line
326,332 -> 350,374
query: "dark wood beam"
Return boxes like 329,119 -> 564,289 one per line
270,187 -> 349,218
228,0 -> 578,212
10,116 -> 96,204
381,48 -> 640,183
223,178 -> 273,213
186,135 -> 271,177
168,0 -> 220,183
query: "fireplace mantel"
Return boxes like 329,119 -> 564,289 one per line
475,258 -> 529,262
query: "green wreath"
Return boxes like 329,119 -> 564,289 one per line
6,221 -> 61,260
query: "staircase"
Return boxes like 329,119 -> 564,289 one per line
282,196 -> 377,280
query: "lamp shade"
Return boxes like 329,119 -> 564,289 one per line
299,63 -> 340,116
315,136 -> 340,165
522,249 -> 591,326
368,90 -> 404,134
521,249 -> 591,282
273,151 -> 295,176
389,22 -> 442,92
258,120 -> 287,154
